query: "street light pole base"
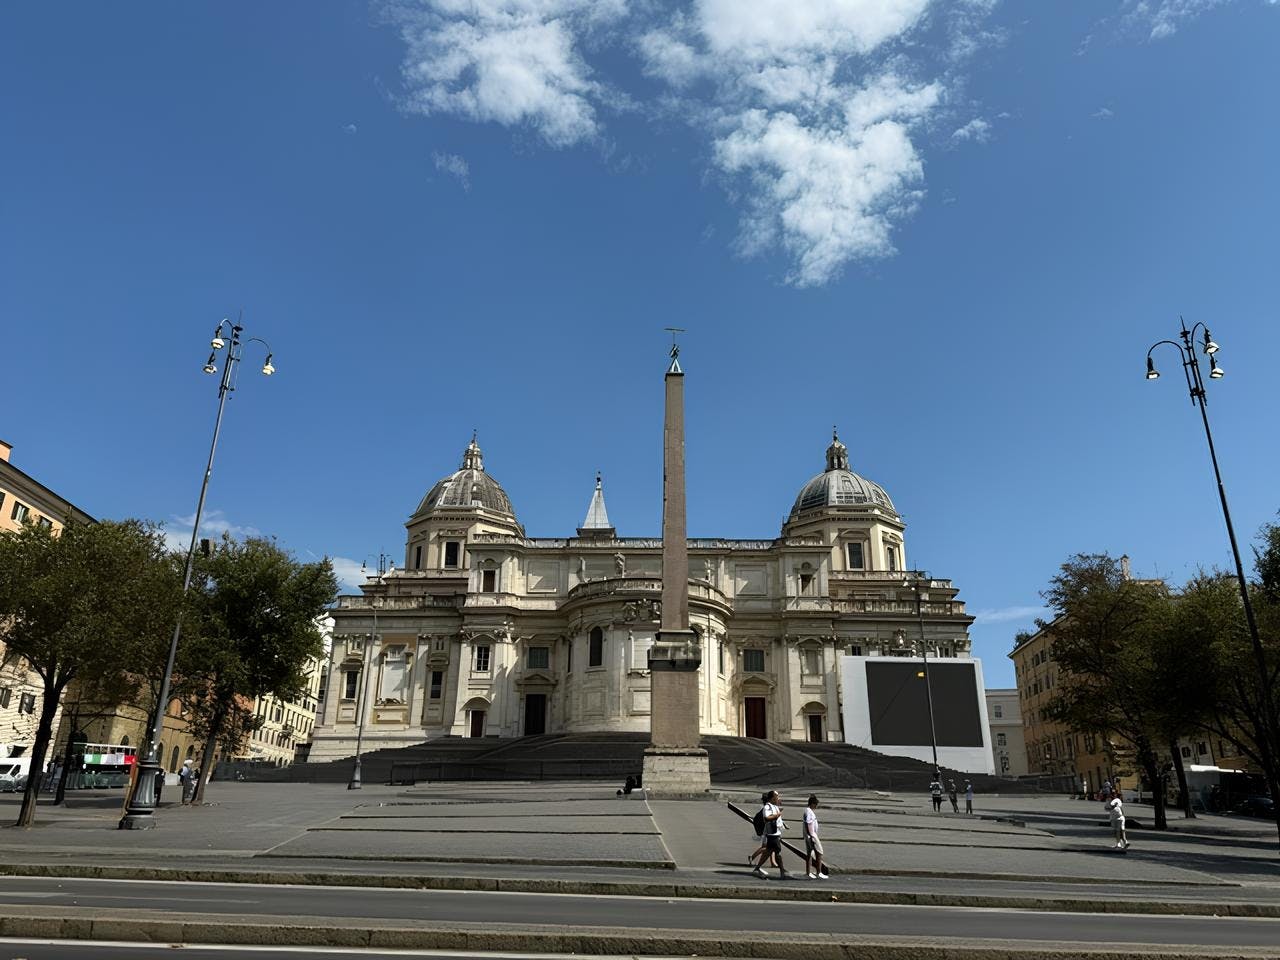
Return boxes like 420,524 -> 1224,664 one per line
118,753 -> 162,830
347,758 -> 362,790
118,812 -> 158,830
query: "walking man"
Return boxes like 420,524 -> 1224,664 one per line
179,759 -> 197,805
964,780 -> 974,815
803,795 -> 828,880
1106,794 -> 1130,850
947,779 -> 959,813
929,777 -> 943,812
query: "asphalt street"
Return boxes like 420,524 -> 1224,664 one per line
0,942 -> 654,960
2,877 -> 1279,949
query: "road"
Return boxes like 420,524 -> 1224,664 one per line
0,943 -> 660,960
1,877 -> 1279,950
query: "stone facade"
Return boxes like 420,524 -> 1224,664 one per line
984,688 -> 1027,777
0,440 -> 94,761
308,433 -> 975,761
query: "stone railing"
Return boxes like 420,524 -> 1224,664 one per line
463,594 -> 560,611
782,597 -> 965,616
333,595 -> 460,611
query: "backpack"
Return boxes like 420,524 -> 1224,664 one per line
752,807 -> 767,836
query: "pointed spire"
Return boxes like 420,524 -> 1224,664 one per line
825,427 -> 850,472
581,471 -> 612,530
460,432 -> 484,471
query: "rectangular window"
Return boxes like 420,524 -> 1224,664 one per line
481,568 -> 497,592
379,646 -> 409,702
801,648 -> 820,676
0,492 -> 5,510
886,546 -> 898,572
36,516 -> 52,531
11,501 -> 30,523
1196,741 -> 1207,755
566,639 -> 573,673
743,648 -> 765,672
799,573 -> 814,595
414,545 -> 423,569
343,670 -> 359,700
993,704 -> 1003,718
429,670 -> 443,700
474,645 -> 491,672
0,687 -> 9,709
588,629 -> 604,667
997,733 -> 1007,746
527,646 -> 549,670
18,692 -> 36,714
444,541 -> 461,568
846,542 -> 864,569
717,640 -> 724,675
850,645 -> 863,656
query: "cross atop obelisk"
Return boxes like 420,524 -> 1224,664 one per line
643,330 -> 710,795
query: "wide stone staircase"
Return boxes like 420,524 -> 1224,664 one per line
248,733 -> 1048,794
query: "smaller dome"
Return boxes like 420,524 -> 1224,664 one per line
789,429 -> 895,518
414,434 -> 517,518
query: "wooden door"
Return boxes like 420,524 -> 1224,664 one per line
469,710 -> 486,738
807,714 -> 823,743
744,697 -> 767,739
524,694 -> 547,736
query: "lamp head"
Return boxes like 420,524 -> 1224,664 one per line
1145,357 -> 1159,380
1202,329 -> 1219,355
203,353 -> 218,375
261,353 -> 275,376
1209,358 -> 1224,379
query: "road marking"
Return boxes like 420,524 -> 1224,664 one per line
0,937 -> 690,958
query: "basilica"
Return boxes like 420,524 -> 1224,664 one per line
307,432 -> 975,761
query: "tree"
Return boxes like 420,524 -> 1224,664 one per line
0,520 -> 179,826
1177,521 -> 1280,850
175,536 -> 336,803
1039,554 -> 1211,830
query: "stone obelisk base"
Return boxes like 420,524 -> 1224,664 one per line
642,747 -> 710,797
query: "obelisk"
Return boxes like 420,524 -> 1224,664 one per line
642,335 -> 710,795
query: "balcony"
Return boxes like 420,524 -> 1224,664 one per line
781,597 -> 966,616
333,595 -> 460,611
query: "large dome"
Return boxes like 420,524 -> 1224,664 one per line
413,435 -> 517,518
789,430 -> 895,518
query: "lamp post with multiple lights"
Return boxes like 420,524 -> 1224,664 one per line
1144,319 -> 1279,802
349,552 -> 392,790
895,572 -> 941,782
119,319 -> 274,830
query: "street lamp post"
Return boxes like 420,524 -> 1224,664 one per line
349,552 -> 392,790
120,319 -> 274,830
1145,319 -> 1279,795
897,572 -> 941,782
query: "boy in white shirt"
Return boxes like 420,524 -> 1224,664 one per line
803,794 -> 828,879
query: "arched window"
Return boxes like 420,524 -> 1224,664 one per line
120,735 -> 130,746
589,627 -> 604,667
186,745 -> 195,759
170,746 -> 180,770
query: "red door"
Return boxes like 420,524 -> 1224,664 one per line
745,698 -> 767,739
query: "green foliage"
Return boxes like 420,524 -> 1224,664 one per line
0,519 -> 180,826
174,536 -> 336,796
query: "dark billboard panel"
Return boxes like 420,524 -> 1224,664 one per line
865,660 -> 984,747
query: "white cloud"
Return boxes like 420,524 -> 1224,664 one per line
1092,106 -> 1115,120
160,510 -> 261,554
387,0 -> 1003,285
343,122 -> 359,135
394,0 -> 627,147
951,117 -> 991,142
331,556 -> 373,593
971,604 -> 1050,624
433,151 -> 471,189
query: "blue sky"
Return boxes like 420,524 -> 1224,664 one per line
2,1 -> 1278,688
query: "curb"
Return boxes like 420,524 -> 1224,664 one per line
0,863 -> 1272,917
0,911 -> 1275,960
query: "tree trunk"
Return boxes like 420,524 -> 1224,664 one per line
193,702 -> 227,806
52,704 -> 80,806
16,677 -> 65,827
1168,738 -> 1195,819
1139,748 -> 1167,830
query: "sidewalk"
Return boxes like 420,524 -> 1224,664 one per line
1,781 -> 1277,915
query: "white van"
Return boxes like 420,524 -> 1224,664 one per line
0,756 -> 32,791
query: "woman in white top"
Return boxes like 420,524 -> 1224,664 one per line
1106,796 -> 1130,849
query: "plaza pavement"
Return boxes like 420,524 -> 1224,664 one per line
0,780 -> 1275,903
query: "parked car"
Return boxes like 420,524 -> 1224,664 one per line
0,773 -> 27,793
1230,796 -> 1276,818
